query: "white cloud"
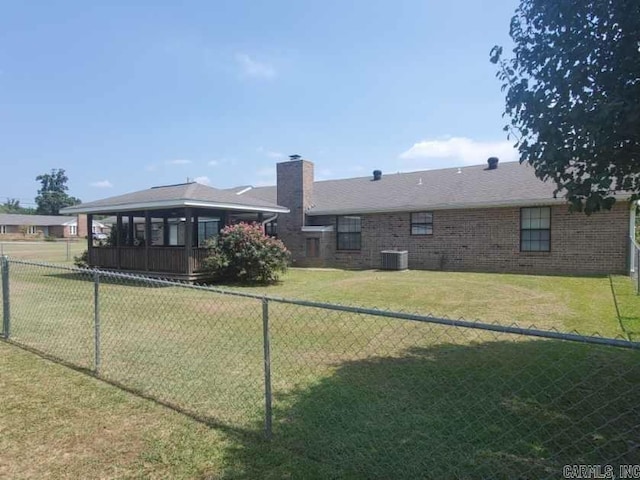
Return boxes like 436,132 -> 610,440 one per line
166,159 -> 192,165
399,137 -> 519,166
194,176 -> 211,185
208,160 -> 220,166
236,53 -> 276,79
90,180 -> 113,188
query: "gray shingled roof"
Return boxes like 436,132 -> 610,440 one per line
233,161 -> 630,215
61,182 -> 289,215
0,214 -> 76,226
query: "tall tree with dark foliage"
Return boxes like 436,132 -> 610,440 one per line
35,169 -> 81,215
491,0 -> 640,213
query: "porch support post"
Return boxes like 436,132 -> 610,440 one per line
193,213 -> 199,247
163,216 -> 169,246
220,211 -> 228,233
184,207 -> 193,276
127,215 -> 134,246
144,210 -> 151,271
87,214 -> 93,264
116,214 -> 123,269
257,212 -> 264,232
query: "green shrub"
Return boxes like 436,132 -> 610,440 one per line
44,235 -> 57,242
201,222 -> 291,284
73,250 -> 89,268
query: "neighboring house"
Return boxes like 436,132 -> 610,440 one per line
0,213 -> 105,239
231,157 -> 637,276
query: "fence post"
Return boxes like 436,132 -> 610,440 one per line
93,270 -> 101,374
262,298 -> 273,439
637,246 -> 639,295
2,256 -> 9,340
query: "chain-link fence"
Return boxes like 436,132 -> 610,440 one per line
0,240 -> 84,263
2,256 -> 640,479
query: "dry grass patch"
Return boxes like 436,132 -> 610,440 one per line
0,342 -> 233,479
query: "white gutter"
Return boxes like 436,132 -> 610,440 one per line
60,199 -> 289,215
306,198 -> 567,216
306,196 -> 637,216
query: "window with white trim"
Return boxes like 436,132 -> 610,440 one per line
0,225 -> 6,234
521,207 -> 551,252
69,225 -> 77,236
27,225 -> 37,235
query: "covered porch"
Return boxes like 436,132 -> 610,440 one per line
61,182 -> 288,281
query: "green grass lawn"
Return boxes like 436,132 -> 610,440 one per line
0,240 -> 85,263
2,260 -> 639,478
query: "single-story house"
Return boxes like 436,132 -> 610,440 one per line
0,213 -> 106,240
232,157 -> 637,276
61,157 -> 638,278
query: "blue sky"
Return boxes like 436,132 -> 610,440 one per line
0,0 -> 519,206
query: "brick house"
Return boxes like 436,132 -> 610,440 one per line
0,213 -> 104,240
233,157 -> 637,276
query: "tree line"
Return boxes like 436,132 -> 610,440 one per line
1,169 -> 81,216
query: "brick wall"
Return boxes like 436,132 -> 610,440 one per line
292,203 -> 630,275
77,214 -> 88,238
277,159 -> 314,261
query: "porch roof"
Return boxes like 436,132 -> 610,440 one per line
60,181 -> 289,215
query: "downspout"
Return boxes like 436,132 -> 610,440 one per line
261,214 -> 278,230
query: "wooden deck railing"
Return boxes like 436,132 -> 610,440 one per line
89,246 -> 212,275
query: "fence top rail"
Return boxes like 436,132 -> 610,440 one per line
6,256 -> 640,351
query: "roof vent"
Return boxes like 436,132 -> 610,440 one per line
487,157 -> 499,170
289,154 -> 302,161
373,170 -> 382,181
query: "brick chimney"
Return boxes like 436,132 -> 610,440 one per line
277,156 -> 314,257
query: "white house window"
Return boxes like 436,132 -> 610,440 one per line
521,207 -> 551,252
410,212 -> 433,235
69,225 -> 77,236
337,216 -> 361,250
27,225 -> 37,235
0,225 -> 6,234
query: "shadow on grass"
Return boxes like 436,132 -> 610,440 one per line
222,340 -> 640,479
43,272 -> 172,288
609,275 -> 640,341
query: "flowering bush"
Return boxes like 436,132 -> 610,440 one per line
201,222 -> 291,284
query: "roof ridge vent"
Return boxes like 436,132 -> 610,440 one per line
151,181 -> 196,189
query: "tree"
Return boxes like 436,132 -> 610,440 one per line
490,0 -> 640,213
0,198 -> 35,215
35,169 -> 81,215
